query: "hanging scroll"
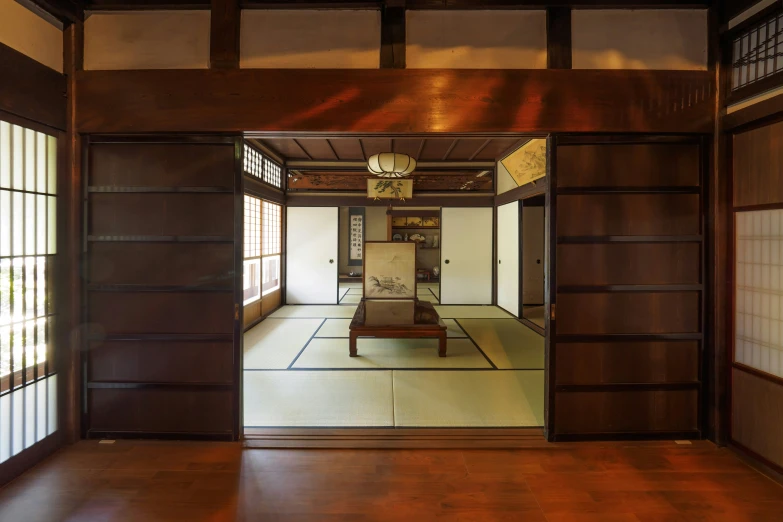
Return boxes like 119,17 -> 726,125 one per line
348,207 -> 365,266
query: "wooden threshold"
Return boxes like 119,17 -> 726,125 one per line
243,427 -> 546,449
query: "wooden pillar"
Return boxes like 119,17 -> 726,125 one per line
546,7 -> 572,70
62,20 -> 84,444
210,0 -> 240,69
381,1 -> 406,69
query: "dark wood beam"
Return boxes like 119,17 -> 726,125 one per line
380,2 -> 406,69
0,42 -> 67,131
210,0 -> 240,68
547,6 -> 572,69
25,0 -> 84,25
75,69 -> 715,134
86,0 -> 709,9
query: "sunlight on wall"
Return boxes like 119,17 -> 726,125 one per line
241,10 -> 381,68
407,10 -> 546,69
572,10 -> 708,70
84,11 -> 210,70
0,0 -> 62,72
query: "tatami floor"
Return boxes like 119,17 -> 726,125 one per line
243,282 -> 545,428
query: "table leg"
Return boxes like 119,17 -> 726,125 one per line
349,332 -> 358,357
438,333 -> 447,357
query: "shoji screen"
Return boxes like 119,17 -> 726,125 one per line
0,119 -> 58,468
732,121 -> 783,472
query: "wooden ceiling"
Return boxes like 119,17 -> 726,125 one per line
252,137 -> 521,163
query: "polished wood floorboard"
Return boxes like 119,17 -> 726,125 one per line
0,440 -> 781,521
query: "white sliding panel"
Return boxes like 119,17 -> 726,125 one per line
497,202 -> 520,316
286,207 -> 339,304
440,207 -> 493,305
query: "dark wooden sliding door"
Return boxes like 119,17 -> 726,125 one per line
83,136 -> 242,440
548,136 -> 705,441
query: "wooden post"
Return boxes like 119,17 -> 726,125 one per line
381,1 -> 406,69
62,20 -> 84,444
210,0 -> 240,69
546,7 -> 572,70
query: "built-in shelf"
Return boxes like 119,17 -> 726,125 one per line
392,226 -> 440,229
418,246 -> 440,250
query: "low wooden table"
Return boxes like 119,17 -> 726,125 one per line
349,299 -> 448,357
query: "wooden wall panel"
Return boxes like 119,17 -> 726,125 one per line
89,389 -> 233,435
74,69 -> 714,134
555,390 -> 699,435
89,342 -> 233,383
551,139 -> 703,441
732,368 -> 783,469
88,243 -> 234,286
557,243 -> 700,286
556,293 -> 700,335
557,194 -> 700,236
733,120 -> 783,208
89,143 -> 235,187
0,42 -> 66,130
89,293 -> 234,334
89,194 -> 234,236
556,342 -> 699,385
84,139 -> 239,440
557,144 -> 700,187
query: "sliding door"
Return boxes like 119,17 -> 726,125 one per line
0,119 -> 59,483
497,202 -> 520,316
441,207 -> 493,305
286,207 -> 338,304
83,136 -> 241,440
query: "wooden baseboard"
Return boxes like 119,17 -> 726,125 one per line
244,427 -> 546,449
729,440 -> 783,486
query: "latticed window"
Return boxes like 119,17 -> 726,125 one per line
732,11 -> 783,92
0,119 -> 58,463
243,196 -> 282,306
243,144 -> 282,189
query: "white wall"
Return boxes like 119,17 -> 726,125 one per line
0,0 -> 62,72
572,10 -> 708,70
406,10 -> 546,69
84,11 -> 211,70
241,10 -> 380,68
496,161 -> 518,195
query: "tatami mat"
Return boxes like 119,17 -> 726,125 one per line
292,338 -> 491,369
458,319 -> 544,369
338,282 -> 363,289
434,305 -> 513,319
346,288 -> 363,294
523,306 -> 546,328
339,293 -> 363,304
244,318 -> 322,370
243,370 -> 393,427
315,318 -> 352,338
270,305 -> 357,318
393,370 -> 545,427
443,318 -> 467,338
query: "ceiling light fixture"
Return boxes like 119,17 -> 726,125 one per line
367,153 -> 416,178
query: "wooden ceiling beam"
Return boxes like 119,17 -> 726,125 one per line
84,0 -> 709,10
24,0 -> 84,25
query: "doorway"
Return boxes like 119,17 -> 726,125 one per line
521,195 -> 546,333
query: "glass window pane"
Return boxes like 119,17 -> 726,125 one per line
12,192 -> 23,256
0,121 -> 10,189
47,136 -> 56,195
262,255 -> 281,296
0,190 -> 10,257
12,125 -> 23,190
243,259 -> 261,305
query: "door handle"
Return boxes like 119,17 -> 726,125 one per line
444,259 -> 450,264
329,259 -> 334,264
498,259 -> 501,264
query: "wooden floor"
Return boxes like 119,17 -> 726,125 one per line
0,440 -> 782,521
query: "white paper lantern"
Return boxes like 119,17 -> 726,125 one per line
367,153 -> 416,178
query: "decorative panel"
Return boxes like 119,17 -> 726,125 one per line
572,10 -> 708,70
406,10 -> 546,69
735,210 -> 783,378
241,10 -> 381,68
